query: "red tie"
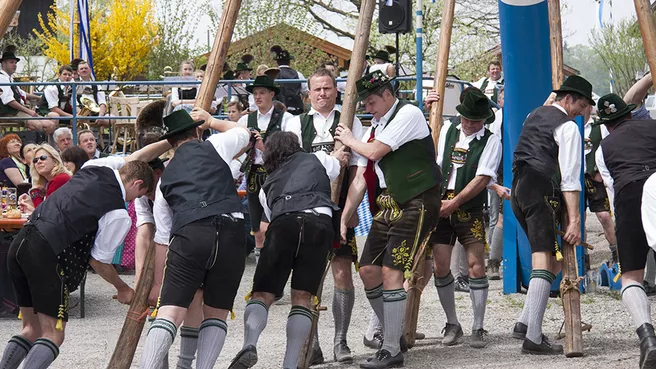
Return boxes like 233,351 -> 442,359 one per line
363,127 -> 378,216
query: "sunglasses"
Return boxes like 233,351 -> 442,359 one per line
32,155 -> 49,164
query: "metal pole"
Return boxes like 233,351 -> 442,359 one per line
71,81 -> 78,145
395,33 -> 400,85
70,0 -> 75,62
416,0 -> 423,110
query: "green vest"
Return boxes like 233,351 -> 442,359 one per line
378,100 -> 441,204
299,110 -> 341,152
440,123 -> 492,212
241,107 -> 285,174
480,77 -> 503,104
0,84 -> 21,116
585,123 -> 602,175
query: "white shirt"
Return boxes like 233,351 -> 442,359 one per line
278,65 -> 308,94
43,80 -> 71,110
369,63 -> 393,77
0,70 -> 26,105
80,157 -> 133,263
285,107 -> 365,166
237,106 -> 294,165
436,120 -> 502,190
489,109 -> 503,138
551,104 -> 583,192
77,77 -> 107,106
135,196 -> 154,227
153,127 -> 250,243
595,147 -> 614,199
258,151 -> 341,221
368,99 -> 431,189
583,119 -> 609,173
473,76 -> 503,99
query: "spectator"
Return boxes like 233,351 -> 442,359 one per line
256,64 -> 268,76
77,128 -> 104,159
20,144 -> 72,212
227,101 -> 245,123
75,60 -> 110,128
0,46 -> 57,135
270,45 -> 307,115
170,60 -> 196,110
0,134 -> 30,187
19,142 -> 37,170
321,61 -> 345,109
60,146 -> 89,174
367,47 -> 396,78
473,61 -> 504,103
53,127 -> 73,152
36,65 -> 74,126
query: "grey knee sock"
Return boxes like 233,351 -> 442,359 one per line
469,276 -> 489,330
161,354 -> 169,369
140,318 -> 177,369
381,289 -> 407,357
525,270 -> 556,343
196,319 -> 227,369
435,272 -> 459,325
646,250 -> 656,284
243,300 -> 269,348
176,326 -> 199,369
490,227 -> 504,262
333,288 -> 355,345
365,311 -> 382,340
282,306 -> 313,369
365,284 -> 384,328
21,338 -> 58,369
622,282 -> 653,329
0,335 -> 32,369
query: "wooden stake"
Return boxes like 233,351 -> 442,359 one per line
106,241 -> 156,369
549,0 -> 583,357
634,0 -> 656,91
298,0 -> 376,366
0,0 -> 22,40
195,0 -> 242,112
402,0 -> 456,348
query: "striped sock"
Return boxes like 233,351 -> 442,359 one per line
469,276 -> 489,330
381,288 -> 407,356
21,338 -> 59,369
622,282 -> 652,329
196,318 -> 227,369
525,270 -> 556,343
243,300 -> 269,348
435,271 -> 459,325
140,318 -> 177,369
0,335 -> 32,369
282,306 -> 313,368
365,284 -> 385,329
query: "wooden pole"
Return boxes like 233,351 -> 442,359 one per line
106,241 -> 156,369
635,0 -> 656,91
194,0 -> 242,112
0,0 -> 22,40
402,0 -> 456,348
298,0 -> 376,367
548,0 -> 583,357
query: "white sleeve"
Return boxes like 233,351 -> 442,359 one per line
237,114 -> 248,128
90,209 -> 132,263
435,121 -> 452,169
595,147 -> 614,199
259,189 -> 272,222
601,125 -> 610,139
348,117 -> 366,166
82,156 -> 126,170
642,173 -> 656,250
206,127 -> 251,163
374,105 -> 430,151
229,159 -> 243,179
313,151 -> 341,182
355,126 -> 372,168
97,90 -> 107,106
135,196 -> 154,227
553,121 -> 582,192
475,133 -> 502,181
0,76 -> 15,104
171,87 -> 180,101
283,115 -> 303,146
44,86 -> 60,109
153,181 -> 173,244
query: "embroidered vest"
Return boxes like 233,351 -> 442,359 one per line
440,124 -> 492,212
299,110 -> 341,152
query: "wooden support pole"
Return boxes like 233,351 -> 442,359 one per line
402,0 -> 456,349
194,0 -> 242,112
106,241 -> 156,369
298,0 -> 376,367
635,0 -> 656,91
548,0 -> 583,358
0,0 -> 22,40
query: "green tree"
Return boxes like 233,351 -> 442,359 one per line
1,32 -> 56,81
564,44 -> 611,96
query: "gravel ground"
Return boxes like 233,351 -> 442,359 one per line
0,213 -> 648,368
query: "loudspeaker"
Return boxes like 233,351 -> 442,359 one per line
378,0 -> 412,34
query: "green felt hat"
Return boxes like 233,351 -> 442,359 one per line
246,75 -> 280,94
356,70 -> 396,101
596,93 -> 636,124
159,110 -> 204,141
456,89 -> 494,121
553,75 -> 595,105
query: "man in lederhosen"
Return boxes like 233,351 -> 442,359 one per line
335,70 -> 441,368
431,88 -> 501,349
510,75 -> 593,355
594,93 -> 656,369
286,67 -> 366,364
0,140 -> 169,368
139,109 -> 251,369
237,73 -> 294,253
228,131 -> 348,369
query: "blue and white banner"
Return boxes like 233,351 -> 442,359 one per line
77,0 -> 95,79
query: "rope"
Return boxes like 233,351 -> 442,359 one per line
126,308 -> 151,323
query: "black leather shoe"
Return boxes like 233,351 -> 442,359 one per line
512,322 -> 527,339
637,323 -> 656,369
334,341 -> 354,363
400,335 -> 408,353
364,333 -> 384,350
228,345 -> 258,369
359,349 -> 404,369
310,345 -> 324,366
521,336 -> 563,355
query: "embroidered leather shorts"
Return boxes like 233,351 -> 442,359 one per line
585,174 -> 611,214
430,191 -> 487,247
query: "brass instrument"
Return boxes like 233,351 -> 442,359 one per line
78,96 -> 100,116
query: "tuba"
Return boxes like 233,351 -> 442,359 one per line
78,96 -> 100,116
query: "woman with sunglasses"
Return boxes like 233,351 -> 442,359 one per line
0,134 -> 30,188
19,144 -> 72,213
